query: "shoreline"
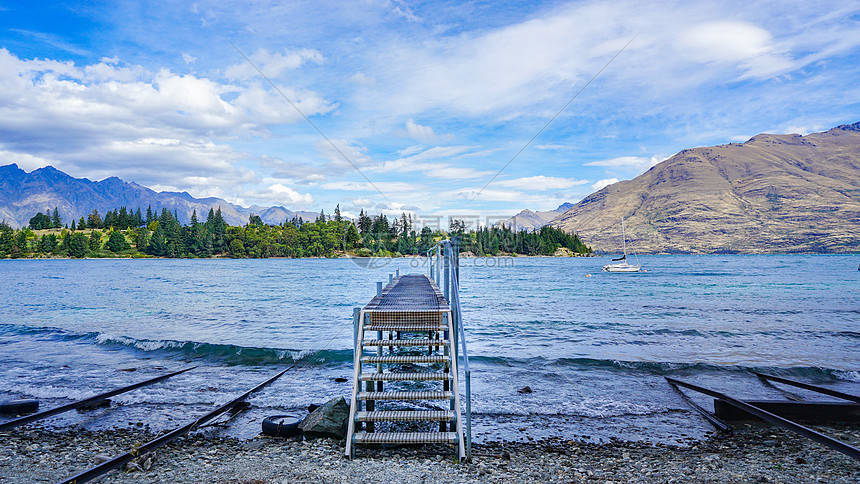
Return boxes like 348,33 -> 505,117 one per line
2,424 -> 858,483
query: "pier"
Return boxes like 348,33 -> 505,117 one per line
345,239 -> 471,459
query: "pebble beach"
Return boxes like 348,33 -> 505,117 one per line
2,423 -> 859,483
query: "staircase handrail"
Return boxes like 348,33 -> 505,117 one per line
426,237 -> 471,460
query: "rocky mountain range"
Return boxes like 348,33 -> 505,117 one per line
548,123 -> 860,253
0,164 -> 319,228
493,202 -> 573,232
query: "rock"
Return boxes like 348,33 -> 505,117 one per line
517,386 -> 533,394
299,396 -> 349,439
333,377 -> 348,383
94,454 -> 112,463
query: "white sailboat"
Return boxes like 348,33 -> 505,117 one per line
602,218 -> 641,273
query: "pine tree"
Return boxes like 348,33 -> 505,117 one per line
67,233 -> 88,258
51,207 -> 62,228
106,230 -> 130,252
88,230 -> 102,251
146,226 -> 168,256
0,223 -> 14,257
87,210 -> 102,229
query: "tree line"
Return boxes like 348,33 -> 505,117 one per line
1,205 -> 591,259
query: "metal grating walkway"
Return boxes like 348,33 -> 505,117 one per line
345,273 -> 465,460
364,274 -> 449,312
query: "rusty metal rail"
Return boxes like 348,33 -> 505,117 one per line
0,366 -> 196,431
57,367 -> 291,484
665,378 -> 732,434
754,373 -> 860,404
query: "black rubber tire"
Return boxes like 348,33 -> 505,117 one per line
261,415 -> 301,437
0,399 -> 39,416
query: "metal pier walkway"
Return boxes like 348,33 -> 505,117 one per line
345,241 -> 471,460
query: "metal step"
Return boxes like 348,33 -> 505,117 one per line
361,355 -> 448,364
360,372 -> 451,381
355,410 -> 455,422
363,339 -> 449,347
353,431 -> 459,444
357,391 -> 453,401
365,324 -> 447,332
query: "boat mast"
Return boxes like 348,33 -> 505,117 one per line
621,218 -> 627,258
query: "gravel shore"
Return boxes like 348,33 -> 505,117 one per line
2,423 -> 858,483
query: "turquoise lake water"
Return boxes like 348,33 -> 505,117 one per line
1,255 -> 858,444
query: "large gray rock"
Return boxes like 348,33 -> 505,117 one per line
298,396 -> 349,439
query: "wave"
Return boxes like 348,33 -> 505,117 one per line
468,355 -> 859,382
0,323 -> 856,382
0,323 -> 352,366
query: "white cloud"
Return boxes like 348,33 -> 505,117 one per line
224,48 -> 324,80
349,72 -> 376,85
400,119 -> 453,143
370,145 -> 493,179
390,0 -> 421,22
181,53 -> 197,64
584,155 -> 665,171
397,145 -> 425,156
315,139 -> 375,169
494,175 -> 589,191
446,187 -> 532,202
0,48 -> 336,202
678,21 -> 795,79
320,181 -> 422,193
592,178 -> 619,191
534,144 -> 573,150
0,150 -> 56,172
251,183 -> 314,205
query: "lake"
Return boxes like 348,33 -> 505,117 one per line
1,255 -> 858,444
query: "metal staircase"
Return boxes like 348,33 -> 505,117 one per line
345,240 -> 471,460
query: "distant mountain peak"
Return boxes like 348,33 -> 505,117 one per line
0,164 -> 319,228
494,201 -> 574,232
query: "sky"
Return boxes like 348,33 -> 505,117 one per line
1,1 -> 859,226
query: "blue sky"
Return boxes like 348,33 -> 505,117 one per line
2,1 -> 859,225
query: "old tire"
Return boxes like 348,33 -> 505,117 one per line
0,399 -> 39,416
261,415 -> 301,437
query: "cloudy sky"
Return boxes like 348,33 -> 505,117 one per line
2,1 -> 859,224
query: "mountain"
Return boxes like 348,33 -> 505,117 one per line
0,164 -> 319,228
494,202 -> 573,232
549,123 -> 860,253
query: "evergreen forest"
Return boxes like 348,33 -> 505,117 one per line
0,205 -> 592,259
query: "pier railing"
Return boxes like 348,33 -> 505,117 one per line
427,237 -> 472,460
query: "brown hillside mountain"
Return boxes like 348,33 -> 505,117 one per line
549,123 -> 860,254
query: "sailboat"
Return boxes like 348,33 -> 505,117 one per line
602,218 -> 641,272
